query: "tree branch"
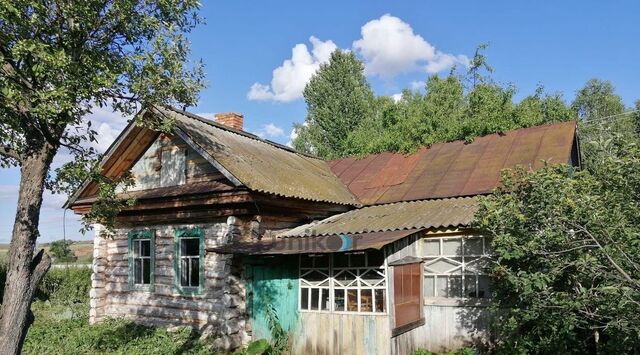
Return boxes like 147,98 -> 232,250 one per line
0,146 -> 22,162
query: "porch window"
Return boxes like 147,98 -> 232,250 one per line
174,227 -> 205,295
299,250 -> 387,314
391,260 -> 424,335
128,230 -> 155,291
422,236 -> 492,299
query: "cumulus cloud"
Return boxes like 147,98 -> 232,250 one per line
247,36 -> 338,102
391,93 -> 403,102
353,14 -> 468,78
254,123 -> 285,139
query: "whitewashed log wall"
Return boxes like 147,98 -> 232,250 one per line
90,219 -> 250,350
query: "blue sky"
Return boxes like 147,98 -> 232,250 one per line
1,0 -> 639,243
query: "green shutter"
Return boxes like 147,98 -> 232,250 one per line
173,227 -> 205,295
128,229 -> 155,292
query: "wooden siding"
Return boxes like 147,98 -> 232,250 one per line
292,312 -> 390,355
126,134 -> 226,192
385,230 -> 491,353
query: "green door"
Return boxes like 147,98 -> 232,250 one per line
247,256 -> 299,340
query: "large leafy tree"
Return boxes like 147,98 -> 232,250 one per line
0,1 -> 204,353
293,50 -> 374,158
474,135 -> 640,353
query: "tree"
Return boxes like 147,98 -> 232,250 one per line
293,50 -> 374,158
0,1 -> 204,353
571,79 -> 625,120
474,136 -> 640,353
49,240 -> 75,263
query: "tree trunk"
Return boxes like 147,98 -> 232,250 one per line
0,147 -> 55,355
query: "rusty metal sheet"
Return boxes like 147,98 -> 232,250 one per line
279,197 -> 478,238
208,229 -> 423,255
329,121 -> 577,204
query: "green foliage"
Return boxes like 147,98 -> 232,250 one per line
571,79 -> 626,120
294,50 -> 375,158
295,44 -> 579,159
412,348 -> 475,355
474,134 -> 640,353
265,304 -> 289,355
48,240 -> 76,262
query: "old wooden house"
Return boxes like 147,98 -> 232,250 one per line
66,106 -> 579,354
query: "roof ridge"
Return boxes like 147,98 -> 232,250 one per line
162,106 -> 323,160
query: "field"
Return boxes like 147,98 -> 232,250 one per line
0,240 -> 94,265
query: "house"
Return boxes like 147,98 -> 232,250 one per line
66,106 -> 579,354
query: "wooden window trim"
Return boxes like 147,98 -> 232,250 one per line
128,229 -> 155,292
174,227 -> 205,296
298,251 -> 388,315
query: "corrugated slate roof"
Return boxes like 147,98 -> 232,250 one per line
328,121 -> 577,205
152,107 -> 360,205
279,197 -> 479,237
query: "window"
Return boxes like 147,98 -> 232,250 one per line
422,236 -> 491,299
299,250 -> 387,314
174,228 -> 204,295
391,261 -> 424,335
128,230 -> 155,291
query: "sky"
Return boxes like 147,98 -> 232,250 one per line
1,0 -> 639,243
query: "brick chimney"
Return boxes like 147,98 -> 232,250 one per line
214,112 -> 244,130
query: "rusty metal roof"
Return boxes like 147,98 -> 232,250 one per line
152,107 -> 360,205
208,229 -> 422,255
279,196 -> 478,238
328,121 -> 577,205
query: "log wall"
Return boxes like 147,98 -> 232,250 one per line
89,218 -> 250,350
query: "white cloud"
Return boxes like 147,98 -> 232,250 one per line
391,93 -> 403,102
254,123 -> 285,139
410,80 -> 425,90
85,105 -> 131,153
353,14 -> 468,78
247,36 -> 338,102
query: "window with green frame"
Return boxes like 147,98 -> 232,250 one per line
174,227 -> 205,295
128,229 -> 155,291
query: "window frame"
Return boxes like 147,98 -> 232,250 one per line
128,229 -> 155,292
390,260 -> 425,336
174,227 -> 205,295
422,235 -> 492,302
298,251 -> 388,315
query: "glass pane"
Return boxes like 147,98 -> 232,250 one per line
133,240 -> 140,257
449,275 -> 463,298
182,238 -> 199,256
140,240 -> 151,257
424,275 -> 435,297
301,288 -> 309,309
303,270 -> 329,286
367,250 -> 384,267
320,289 -> 330,310
465,275 -> 477,298
349,253 -> 365,267
334,270 -> 356,287
142,258 -> 151,284
477,275 -> 491,298
134,259 -> 142,284
347,289 -> 358,311
312,254 -> 329,268
180,258 -> 189,286
375,289 -> 385,312
310,288 -> 319,310
190,258 -> 200,287
426,258 -> 460,273
300,255 -> 313,268
360,270 -> 384,286
464,238 -> 483,256
436,276 -> 448,297
442,238 -> 462,256
360,289 -> 373,312
424,239 -> 440,256
334,253 -> 349,268
334,289 -> 345,311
